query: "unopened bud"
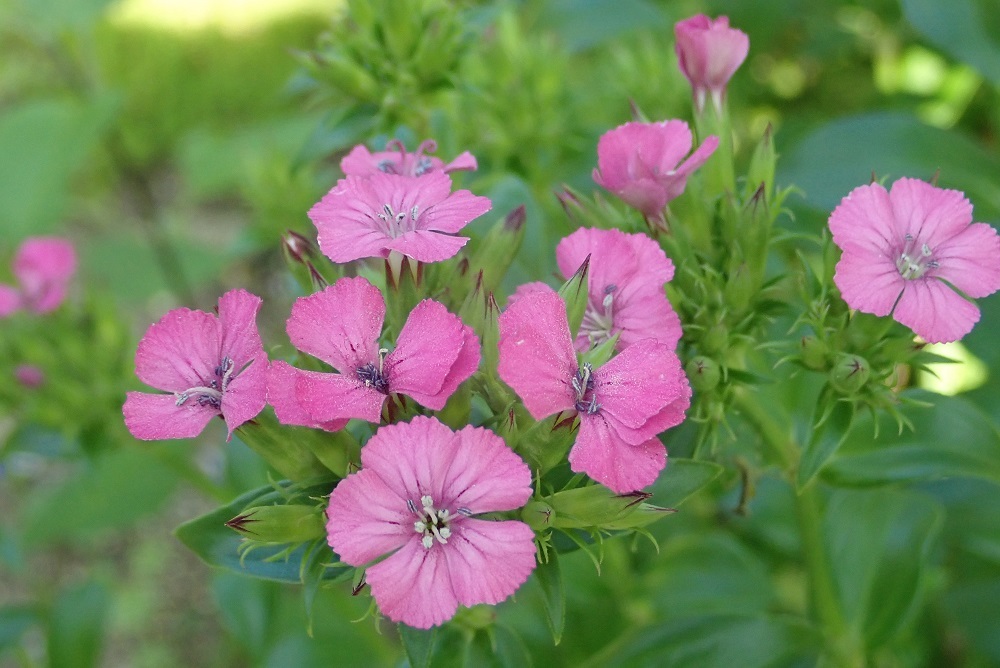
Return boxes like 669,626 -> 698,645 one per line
745,124 -> 775,203
830,353 -> 870,394
282,230 -> 314,265
702,322 -> 729,355
520,500 -> 555,531
723,262 -> 754,312
226,504 -> 326,544
800,335 -> 828,371
559,254 -> 591,336
686,356 -> 721,391
547,486 -> 673,531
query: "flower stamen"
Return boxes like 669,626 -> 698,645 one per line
410,495 -> 455,549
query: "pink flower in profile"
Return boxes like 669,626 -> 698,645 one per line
593,121 -> 718,222
326,416 -> 536,629
556,228 -> 682,352
0,237 -> 77,317
674,14 -> 750,113
340,139 -> 477,178
123,290 -> 268,440
269,277 -> 479,427
309,171 -> 491,264
830,178 -> 1000,343
497,286 -> 691,493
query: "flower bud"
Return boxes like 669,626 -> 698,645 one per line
686,356 -> 721,391
226,504 -> 326,544
829,353 -> 870,394
235,411 -> 330,481
520,500 -> 555,531
723,262 -> 754,312
674,14 -> 749,114
547,486 -> 673,531
745,124 -> 776,203
702,322 -> 729,355
465,205 -> 526,295
800,335 -> 828,371
558,254 -> 591,337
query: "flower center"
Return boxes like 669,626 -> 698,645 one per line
375,203 -> 420,238
174,356 -> 234,409
356,348 -> 390,393
572,363 -> 600,415
895,233 -> 939,280
408,495 -> 465,550
579,285 -> 617,348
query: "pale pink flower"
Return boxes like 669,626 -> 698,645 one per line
830,178 -> 1000,343
497,286 -> 690,493
556,228 -> 682,352
674,14 -> 750,113
0,237 -> 77,317
123,290 -> 268,440
326,416 -> 536,629
15,365 -> 45,388
309,171 -> 491,264
592,121 -> 718,221
271,277 -> 479,426
340,139 -> 477,178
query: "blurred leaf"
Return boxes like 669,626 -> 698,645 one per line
399,624 -> 437,668
534,552 -> 565,645
213,574 -> 272,657
650,458 -> 724,508
0,605 -> 37,655
492,624 -> 532,668
537,0 -> 667,53
797,397 -> 854,490
779,113 -> 1000,220
824,488 -> 943,649
46,580 -> 110,668
18,447 -> 178,545
902,0 -> 1000,86
14,0 -> 114,29
945,578 -> 1000,663
0,97 -> 116,238
823,391 -> 1000,486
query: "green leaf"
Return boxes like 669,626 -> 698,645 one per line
537,0 -> 667,53
491,624 -> 532,668
824,488 -> 944,649
823,391 -> 1000,486
534,552 -> 565,645
797,396 -> 854,490
47,580 -> 110,668
902,0 -> 1000,86
650,458 -> 724,508
398,624 -> 437,668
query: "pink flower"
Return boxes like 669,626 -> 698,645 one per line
556,228 -> 682,352
497,286 -> 690,493
830,178 -> 1000,343
0,237 -> 77,317
123,290 -> 268,440
15,365 -> 45,388
340,139 -> 477,178
270,277 -> 479,426
592,121 -> 718,221
674,14 -> 750,113
309,171 -> 491,264
326,416 -> 536,629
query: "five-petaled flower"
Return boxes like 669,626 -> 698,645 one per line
340,139 -> 477,178
123,289 -> 268,440
592,120 -> 718,223
556,227 -> 682,352
497,286 -> 691,493
830,177 -> 1000,343
0,237 -> 77,317
268,277 -> 480,427
674,14 -> 750,113
325,416 -> 537,629
309,170 -> 491,264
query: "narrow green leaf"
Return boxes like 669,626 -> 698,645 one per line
47,580 -> 110,668
534,552 -> 565,644
650,458 -> 724,508
398,624 -> 437,668
797,395 -> 854,490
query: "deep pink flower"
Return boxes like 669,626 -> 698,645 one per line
674,14 -> 750,113
340,139 -> 477,178
15,365 -> 45,388
326,416 -> 536,629
270,277 -> 479,426
309,171 -> 491,264
592,121 -> 718,221
0,237 -> 77,317
497,286 -> 690,493
556,228 -> 682,352
123,290 -> 268,440
830,178 -> 1000,343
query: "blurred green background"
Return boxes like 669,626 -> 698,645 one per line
2,0 -> 1000,665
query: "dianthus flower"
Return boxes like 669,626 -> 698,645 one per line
340,139 -> 477,178
309,171 -> 491,264
592,121 -> 718,222
497,286 -> 690,493
0,237 -> 77,317
674,14 -> 749,113
123,290 -> 268,440
269,277 -> 479,426
556,227 -> 682,352
326,416 -> 536,629
830,177 -> 1000,343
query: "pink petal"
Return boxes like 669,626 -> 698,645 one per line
286,278 -> 385,372
828,183 -> 899,256
442,425 -> 532,511
296,369 -> 385,423
419,188 -> 492,234
609,283 -> 683,351
429,324 -> 481,409
833,253 -> 904,317
668,134 -> 719,198
506,281 -> 552,307
217,289 -> 265,368
123,391 -> 217,440
311,181 -> 394,263
933,222 -> 1000,299
339,144 -> 377,177
382,230 -> 470,263
889,177 -> 973,248
134,307 -> 220,392
325,468 -> 413,566
595,340 -> 691,433
386,300 -> 468,409
625,231 -> 675,284
14,237 -> 77,313
267,361 -> 348,431
359,416 -> 460,504
570,416 -> 667,493
0,285 -> 21,317
443,151 -> 478,173
497,286 -> 578,420
894,279 -> 980,343
220,354 -> 268,437
444,519 -> 537,607
366,540 -> 458,628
